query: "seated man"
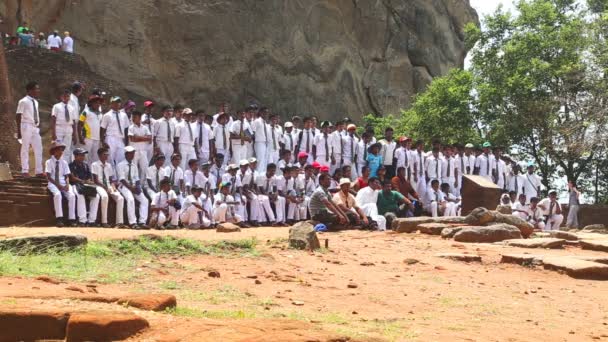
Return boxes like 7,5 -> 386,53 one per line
440,183 -> 461,216
511,193 -> 529,220
332,178 -> 370,229
308,173 -> 349,228
146,154 -> 166,200
255,163 -> 286,226
69,148 -> 100,226
527,197 -> 545,230
46,142 -> 76,227
423,179 -> 456,217
538,190 -> 564,231
213,181 -> 243,224
391,166 -> 420,216
91,147 -> 126,228
150,179 -> 180,229
354,177 -> 387,231
377,180 -> 411,228
181,185 -> 212,229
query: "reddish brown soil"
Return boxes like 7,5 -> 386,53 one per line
1,227 -> 608,341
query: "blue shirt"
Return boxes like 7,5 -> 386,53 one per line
18,33 -> 32,46
366,154 -> 383,177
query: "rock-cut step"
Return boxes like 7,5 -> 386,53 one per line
501,253 -> 608,280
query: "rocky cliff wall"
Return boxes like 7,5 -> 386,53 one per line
1,0 -> 478,120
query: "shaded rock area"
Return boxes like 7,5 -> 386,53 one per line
501,254 -> 608,279
393,217 -> 436,233
503,238 -> 566,249
454,224 -> 522,243
549,231 -> 579,241
441,227 -> 464,239
0,235 -> 87,253
418,223 -> 449,235
582,224 -> 607,233
66,312 -> 149,342
288,221 -> 320,250
580,240 -> 608,253
435,253 -> 481,262
0,0 -> 478,120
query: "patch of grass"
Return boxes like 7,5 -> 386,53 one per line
165,307 -> 258,319
0,236 -> 259,283
178,285 -> 249,304
159,280 -> 182,290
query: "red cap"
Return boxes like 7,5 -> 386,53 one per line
144,100 -> 154,108
311,161 -> 321,169
399,136 -> 411,142
297,152 -> 308,159
320,165 -> 330,172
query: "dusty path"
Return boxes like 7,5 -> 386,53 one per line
1,227 -> 608,341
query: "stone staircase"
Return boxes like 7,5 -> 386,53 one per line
0,175 -> 55,227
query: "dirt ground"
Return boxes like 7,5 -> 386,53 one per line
1,226 -> 608,341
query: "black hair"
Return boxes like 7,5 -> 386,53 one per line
25,81 -> 38,92
131,110 -> 142,117
174,104 -> 184,111
397,166 -> 406,174
530,197 -> 539,203
318,173 -> 331,183
195,109 -> 206,115
383,180 -> 392,186
368,176 -> 378,184
361,166 -> 370,173
62,88 -> 71,96
431,179 -> 440,186
216,153 -> 224,160
162,105 -> 173,112
97,147 -> 109,155
160,178 -> 171,186
188,159 -> 199,166
266,163 -> 277,171
71,82 -> 82,93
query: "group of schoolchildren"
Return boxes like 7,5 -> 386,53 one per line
16,80 -> 560,230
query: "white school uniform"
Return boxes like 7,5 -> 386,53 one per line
282,130 -> 297,162
128,123 -> 152,182
195,121 -> 214,164
51,101 -> 78,163
538,198 -> 564,231
164,164 -> 185,200
268,124 -> 282,164
230,119 -> 252,165
474,153 -> 495,181
329,130 -> 343,172
213,123 -> 232,166
254,174 -> 279,222
180,194 -> 212,228
152,118 -> 176,166
100,109 -> 129,166
413,150 -> 426,199
342,134 -> 359,179
80,108 -> 102,162
423,188 -> 456,217
176,120 -> 199,170
495,158 -> 508,190
252,118 -> 270,172
145,165 -> 167,199
441,156 -> 458,196
212,193 -> 242,223
523,172 -> 542,202
151,190 -> 179,227
184,169 -> 207,195
45,156 -> 76,220
313,133 -> 332,167
425,155 -> 442,188
116,159 -> 149,225
508,174 -> 527,199
17,95 -> 43,174
91,160 -> 125,225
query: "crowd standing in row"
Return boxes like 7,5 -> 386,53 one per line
15,81 -> 581,230
4,22 -> 74,53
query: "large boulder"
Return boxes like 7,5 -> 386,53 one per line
418,223 -> 449,235
392,217 -> 436,233
496,205 -> 512,215
0,235 -> 87,253
503,238 -> 566,249
493,213 -> 535,238
453,224 -> 522,243
441,227 -> 464,239
289,221 -> 321,250
66,312 -> 149,342
464,207 -> 497,226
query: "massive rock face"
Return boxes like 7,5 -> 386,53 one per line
1,0 -> 477,120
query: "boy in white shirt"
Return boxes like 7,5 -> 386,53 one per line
424,180 -> 456,217
221,164 -> 249,226
313,121 -> 333,167
508,164 -> 526,198
184,159 -> 207,196
51,89 -> 78,163
150,179 -> 179,229
474,142 -> 495,181
511,194 -> 529,220
230,110 -> 252,165
117,146 -> 149,228
16,81 -> 44,176
527,197 -> 545,230
100,96 -> 130,166
45,142 -> 76,226
255,163 -> 281,225
128,111 -> 152,182
91,147 -> 126,228
175,109 -> 199,170
237,160 -> 261,225
195,111 -> 214,164
523,163 -> 542,202
146,154 -> 167,200
79,95 -> 103,162
441,146 -> 458,196
213,181 -> 243,224
165,154 -> 185,202
201,162 -> 217,198
180,185 -> 212,229
355,132 -> 373,177
281,121 -> 297,162
252,109 -> 271,172
343,124 -> 359,180
329,120 -> 344,173
413,140 -> 426,200
268,114 -> 282,164
424,148 -> 442,189
538,191 -> 564,231
152,105 -> 176,166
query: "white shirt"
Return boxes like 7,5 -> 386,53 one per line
213,124 -> 231,151
457,154 -> 476,175
202,172 -> 218,191
425,155 -> 442,180
51,102 -> 77,131
63,36 -> 74,52
80,108 -> 101,141
356,141 -> 371,166
252,117 -> 270,143
222,173 -> 242,194
424,188 -> 446,208
329,130 -> 343,156
128,124 -> 152,150
153,118 -> 176,143
146,165 -> 167,190
230,119 -> 252,146
175,120 -> 197,145
413,150 -> 426,178
269,125 -> 282,151
508,174 -> 526,196
313,133 -> 333,159
152,190 -> 177,209
379,139 -> 397,166
495,159 -> 508,185
194,121 -> 213,152
101,110 -> 129,138
47,34 -> 62,48
298,128 -> 316,154
237,169 -> 254,188
395,147 -> 412,169
255,174 -> 277,194
282,130 -> 297,152
117,159 -> 140,184
209,164 -> 226,185
183,194 -> 209,213
164,165 -> 184,188
16,95 -> 40,126
343,134 -> 359,160
523,172 -> 542,199
184,169 -> 207,188
355,186 -> 379,207
91,160 -> 115,186
296,175 -> 317,196
45,156 -> 70,186
69,93 -> 80,115
475,153 -> 495,177
441,157 -> 457,180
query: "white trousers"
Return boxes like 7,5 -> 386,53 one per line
20,123 -> 43,174
155,206 -> 179,227
180,205 -> 211,228
198,151 -> 210,164
274,196 -> 286,223
106,136 -> 125,167
118,186 -> 149,225
213,203 -> 242,223
287,197 -> 309,221
415,175 -> 426,201
360,203 -> 387,231
48,183 -> 75,219
246,142 -> 254,159
56,130 -> 73,164
72,185 -> 100,224
96,186 -> 124,224
84,139 -> 101,163
179,144 -> 197,170
544,214 -> 564,231
269,149 -> 280,165
317,156 -> 331,168
246,194 -> 261,223
134,150 -> 149,185
254,142 -> 269,173
428,201 -> 457,217
232,145 -> 248,164
257,194 -> 276,222
157,141 -> 174,167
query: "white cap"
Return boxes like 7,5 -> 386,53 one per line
124,146 -> 136,153
465,143 -> 474,149
228,163 -> 239,170
284,121 -> 293,128
339,178 -> 351,186
248,157 -> 257,163
240,159 -> 250,166
183,108 -> 193,115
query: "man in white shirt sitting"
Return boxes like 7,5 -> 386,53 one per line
146,154 -> 167,200
180,185 -> 212,229
511,194 -> 529,221
116,146 -> 149,229
91,147 -> 126,228
45,142 -> 76,227
354,177 -> 387,231
150,179 -> 180,229
424,180 -> 456,217
213,181 -> 243,224
538,191 -> 564,231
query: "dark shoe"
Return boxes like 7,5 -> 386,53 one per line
129,224 -> 139,229
139,224 -> 150,230
56,218 -> 65,227
251,222 -> 261,227
101,223 -> 111,228
115,224 -> 128,229
69,220 -> 78,227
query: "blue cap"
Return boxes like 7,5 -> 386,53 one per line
314,224 -> 327,232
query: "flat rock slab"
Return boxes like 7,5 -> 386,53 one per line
503,238 -> 565,249
454,224 -> 522,243
542,257 -> 608,280
580,240 -> 608,252
500,254 -> 543,265
549,231 -> 579,241
576,256 -> 608,265
0,235 -> 87,253
0,309 -> 69,341
117,294 -> 177,311
436,253 -> 481,262
418,223 -> 449,235
441,227 -> 464,239
66,312 -> 149,342
393,217 -> 436,233
434,216 -> 466,225
216,223 -> 241,233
